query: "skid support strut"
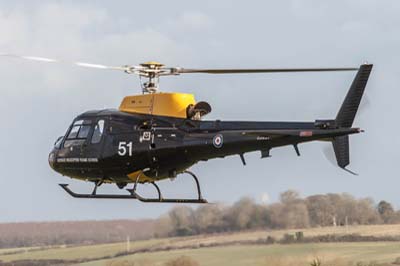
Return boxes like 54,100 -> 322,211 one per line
91,179 -> 104,195
127,171 -> 208,203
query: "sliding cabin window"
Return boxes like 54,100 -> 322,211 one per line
91,120 -> 105,144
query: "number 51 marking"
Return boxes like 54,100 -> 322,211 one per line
118,141 -> 133,156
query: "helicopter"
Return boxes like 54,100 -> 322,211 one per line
1,54 -> 372,203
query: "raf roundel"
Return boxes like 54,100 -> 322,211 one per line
213,134 -> 224,148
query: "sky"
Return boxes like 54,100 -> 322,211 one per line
0,0 -> 399,222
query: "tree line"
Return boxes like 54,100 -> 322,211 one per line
154,190 -> 400,237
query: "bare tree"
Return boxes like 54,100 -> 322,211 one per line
306,195 -> 336,227
225,197 -> 256,230
269,191 -> 310,229
193,204 -> 227,233
154,214 -> 174,237
280,190 -> 301,204
168,206 -> 195,236
378,200 -> 397,224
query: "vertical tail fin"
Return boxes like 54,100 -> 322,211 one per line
332,135 -> 350,167
332,135 -> 358,174
336,64 -> 373,128
332,64 -> 372,173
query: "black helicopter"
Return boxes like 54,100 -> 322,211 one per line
1,55 -> 372,203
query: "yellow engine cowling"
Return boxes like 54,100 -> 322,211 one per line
119,92 -> 196,118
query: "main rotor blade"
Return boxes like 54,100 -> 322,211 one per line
174,67 -> 359,74
0,54 -> 129,71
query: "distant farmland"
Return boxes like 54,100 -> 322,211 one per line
2,224 -> 400,266
0,219 -> 155,249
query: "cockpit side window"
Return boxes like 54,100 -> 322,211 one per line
78,125 -> 91,139
67,126 -> 80,139
91,120 -> 105,144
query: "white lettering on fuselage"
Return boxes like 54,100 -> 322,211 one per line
57,158 -> 98,163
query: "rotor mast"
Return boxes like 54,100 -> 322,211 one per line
135,61 -> 164,94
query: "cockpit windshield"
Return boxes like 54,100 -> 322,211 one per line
54,136 -> 63,148
62,119 -> 106,148
63,119 -> 92,148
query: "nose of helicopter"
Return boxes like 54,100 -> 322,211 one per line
49,135 -> 65,171
48,150 -> 56,170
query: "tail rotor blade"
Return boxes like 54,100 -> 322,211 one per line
358,94 -> 371,115
322,143 -> 336,166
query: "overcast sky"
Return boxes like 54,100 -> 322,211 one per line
0,0 -> 399,222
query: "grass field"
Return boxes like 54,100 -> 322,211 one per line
0,238 -> 169,262
79,242 -> 400,266
2,224 -> 400,265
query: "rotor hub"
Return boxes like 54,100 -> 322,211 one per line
140,61 -> 164,68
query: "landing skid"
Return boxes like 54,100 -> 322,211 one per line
60,184 -> 138,199
59,170 -> 208,203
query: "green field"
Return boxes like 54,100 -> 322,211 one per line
2,224 -> 400,265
